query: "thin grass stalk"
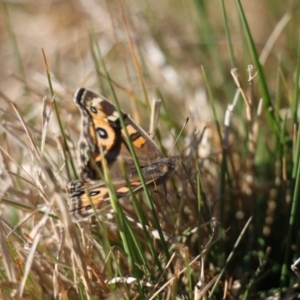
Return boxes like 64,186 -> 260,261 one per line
151,250 -> 215,300
10,103 -> 41,164
219,0 -> 236,68
120,2 -> 150,109
183,248 -> 193,300
259,11 -> 292,66
76,132 -> 150,280
93,216 -> 114,280
120,216 -> 149,282
193,0 -> 226,76
292,34 -> 300,177
109,87 -> 166,272
89,33 -> 154,274
280,113 -> 288,152
234,0 -> 279,132
108,183 -> 152,277
123,173 -> 162,272
280,128 -> 300,289
201,67 -> 222,153
202,66 -> 228,255
91,33 -> 173,273
41,49 -> 77,179
0,224 -> 16,285
292,235 -> 300,283
99,149 -> 142,276
18,210 -> 50,298
106,1 -> 143,126
41,96 -> 53,154
196,172 -> 203,251
274,62 -> 282,123
89,33 -> 107,95
89,32 -> 167,279
2,2 -> 28,92
242,258 -> 266,300
105,0 -> 133,91
209,217 -> 252,298
123,218 -> 151,273
155,88 -> 183,135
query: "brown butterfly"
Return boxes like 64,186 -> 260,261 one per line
68,88 -> 175,221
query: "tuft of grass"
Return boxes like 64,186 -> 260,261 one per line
1,0 -> 300,299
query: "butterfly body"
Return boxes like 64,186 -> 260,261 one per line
68,88 -> 175,221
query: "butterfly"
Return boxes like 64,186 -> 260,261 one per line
67,88 -> 175,221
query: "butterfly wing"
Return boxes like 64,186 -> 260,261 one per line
68,88 -> 175,221
68,178 -> 153,221
74,88 -> 174,181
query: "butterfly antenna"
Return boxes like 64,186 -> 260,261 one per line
168,117 -> 189,155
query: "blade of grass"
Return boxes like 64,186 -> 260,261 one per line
100,151 -> 150,281
2,2 -> 28,92
193,0 -> 227,76
120,2 -> 150,109
41,49 -> 78,179
209,217 -> 253,298
89,33 -> 107,95
84,112 -> 153,279
292,33 -> 300,177
202,65 -> 229,251
234,0 -> 280,132
280,117 -> 300,288
220,0 -> 236,68
90,29 -> 173,273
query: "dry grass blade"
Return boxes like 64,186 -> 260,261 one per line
194,277 -> 216,300
0,223 -> 17,289
53,226 -> 65,298
259,10 -> 292,65
120,2 -> 150,108
0,147 -> 34,188
41,95 -> 54,154
5,207 -> 41,239
1,1 -> 298,298
149,98 -> 162,138
41,163 -> 92,297
10,102 -> 41,163
18,208 -> 51,298
149,254 -> 203,300
1,125 -> 34,157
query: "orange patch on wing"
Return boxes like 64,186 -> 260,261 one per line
132,136 -> 146,148
162,164 -> 172,173
81,199 -> 103,210
91,151 -> 103,163
122,125 -> 146,148
116,187 -> 129,193
125,124 -> 137,135
81,187 -> 110,207
130,181 -> 141,186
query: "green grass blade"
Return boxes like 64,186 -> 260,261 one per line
234,0 -> 280,132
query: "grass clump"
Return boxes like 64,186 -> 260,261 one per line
0,1 -> 300,299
